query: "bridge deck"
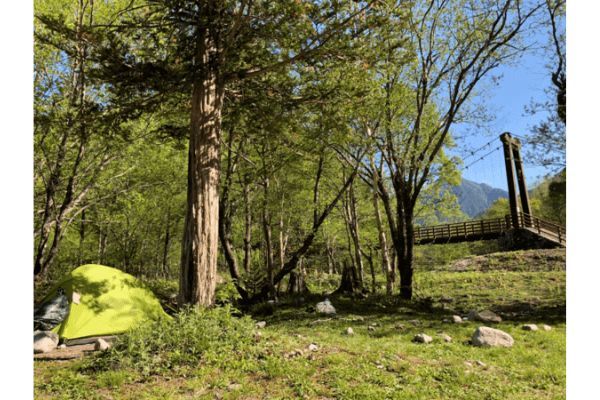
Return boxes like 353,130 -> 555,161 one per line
414,213 -> 565,246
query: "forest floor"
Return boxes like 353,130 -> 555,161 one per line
34,248 -> 566,400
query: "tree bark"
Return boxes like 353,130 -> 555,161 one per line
370,156 -> 393,295
179,29 -> 224,306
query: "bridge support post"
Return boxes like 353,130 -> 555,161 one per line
500,132 -> 520,229
512,137 -> 532,225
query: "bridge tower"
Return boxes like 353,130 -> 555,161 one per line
500,132 -> 532,228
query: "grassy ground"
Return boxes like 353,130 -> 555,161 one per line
34,249 -> 565,400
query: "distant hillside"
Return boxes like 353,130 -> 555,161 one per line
452,179 -> 507,218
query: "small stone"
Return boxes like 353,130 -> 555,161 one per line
442,318 -> 450,323
255,321 -> 267,329
345,327 -> 355,335
452,315 -> 463,324
395,323 -> 405,330
522,324 -> 538,331
316,299 -> 336,316
58,344 -> 67,349
94,338 -> 111,351
412,333 -> 433,344
285,349 -> 304,358
254,332 -> 263,342
376,363 -> 384,369
542,324 -> 552,331
227,383 -> 242,391
308,343 -> 318,352
370,322 -> 379,327
409,319 -> 421,326
34,331 -> 59,354
440,333 -> 452,343
468,310 -> 502,323
368,326 -> 376,332
476,360 -> 487,367
471,326 -> 514,347
464,361 -> 473,367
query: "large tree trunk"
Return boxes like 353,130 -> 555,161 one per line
179,33 -> 224,305
396,203 -> 414,300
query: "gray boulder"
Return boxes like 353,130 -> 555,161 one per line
468,310 -> 502,323
34,331 -> 59,354
316,299 -> 336,316
471,326 -> 514,347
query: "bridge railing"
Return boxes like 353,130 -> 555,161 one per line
413,216 -> 509,244
413,212 -> 566,245
518,212 -> 566,245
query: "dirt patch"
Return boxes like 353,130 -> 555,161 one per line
447,248 -> 565,272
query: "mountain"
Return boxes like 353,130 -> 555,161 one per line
452,179 -> 508,218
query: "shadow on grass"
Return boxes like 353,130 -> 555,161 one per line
251,290 -> 566,330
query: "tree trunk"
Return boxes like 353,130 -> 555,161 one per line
179,34 -> 224,306
370,157 -> 393,295
333,260 -> 359,295
242,175 -> 252,273
262,174 -> 276,300
397,206 -> 414,300
162,207 -> 171,277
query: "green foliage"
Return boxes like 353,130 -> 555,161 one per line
83,305 -> 255,376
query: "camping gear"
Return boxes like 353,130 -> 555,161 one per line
34,287 -> 69,330
35,264 -> 170,341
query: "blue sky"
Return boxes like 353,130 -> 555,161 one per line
450,22 -> 563,191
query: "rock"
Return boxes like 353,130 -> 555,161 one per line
452,315 -> 463,324
316,299 -> 336,316
255,321 -> 267,329
471,326 -> 514,347
94,338 -> 111,351
468,310 -> 502,323
227,383 -> 242,391
412,333 -> 433,344
409,319 -> 421,326
464,361 -> 473,367
368,326 -> 376,332
442,318 -> 450,323
394,323 -> 405,330
285,349 -> 304,358
542,324 -> 552,331
440,333 -> 452,343
254,332 -> 263,342
58,344 -> 67,350
476,360 -> 487,367
345,327 -> 355,335
34,331 -> 59,354
522,324 -> 538,331
308,343 -> 318,352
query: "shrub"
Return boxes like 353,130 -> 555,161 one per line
84,305 -> 255,376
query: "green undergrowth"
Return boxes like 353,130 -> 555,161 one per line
35,250 -> 566,399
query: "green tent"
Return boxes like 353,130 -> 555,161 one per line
35,264 -> 170,340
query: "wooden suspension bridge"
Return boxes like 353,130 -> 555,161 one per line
413,133 -> 566,248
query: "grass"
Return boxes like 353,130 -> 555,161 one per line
34,249 -> 565,399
